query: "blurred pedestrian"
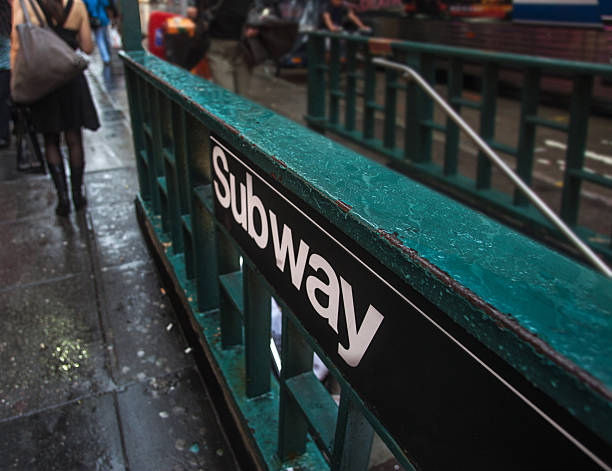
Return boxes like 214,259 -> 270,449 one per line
83,0 -> 113,64
11,0 -> 100,216
192,0 -> 258,94
0,0 -> 11,148
322,0 -> 371,33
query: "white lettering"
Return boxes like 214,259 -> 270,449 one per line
269,210 -> 309,289
212,142 -> 385,368
213,146 -> 230,208
247,173 -> 268,249
306,254 -> 340,333
338,277 -> 384,367
230,173 -> 247,231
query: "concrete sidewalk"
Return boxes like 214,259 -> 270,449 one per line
0,52 -> 239,470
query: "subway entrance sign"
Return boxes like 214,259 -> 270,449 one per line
210,134 -> 611,470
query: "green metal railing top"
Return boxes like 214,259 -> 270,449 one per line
123,46 -> 612,436
305,31 -> 612,264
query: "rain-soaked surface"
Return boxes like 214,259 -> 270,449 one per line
0,48 -> 239,470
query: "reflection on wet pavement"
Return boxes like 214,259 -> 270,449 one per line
0,275 -> 110,422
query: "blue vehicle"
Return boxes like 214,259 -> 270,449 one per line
513,0 -> 612,27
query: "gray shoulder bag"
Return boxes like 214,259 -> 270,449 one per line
10,0 -> 88,104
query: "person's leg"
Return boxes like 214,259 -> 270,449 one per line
65,128 -> 87,210
44,132 -> 70,216
0,69 -> 11,146
207,39 -> 239,92
102,27 -> 112,61
232,45 -> 252,95
95,26 -> 111,64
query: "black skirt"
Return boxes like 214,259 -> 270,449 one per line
29,72 -> 100,134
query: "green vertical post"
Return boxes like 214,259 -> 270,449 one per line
476,63 -> 498,189
514,68 -> 540,207
363,52 -> 376,140
125,70 -> 150,201
172,104 -> 191,215
406,54 -> 434,164
444,59 -> 462,176
329,38 -> 341,126
331,393 -> 374,471
187,118 -> 218,312
560,75 -> 593,227
419,54 -> 435,164
243,265 -> 271,397
383,68 -> 397,150
150,88 -> 165,177
344,41 -> 357,132
217,232 -> 242,347
278,312 -> 313,460
152,87 -> 168,223
161,96 -> 184,253
307,34 -> 327,129
404,53 -> 420,162
142,83 -> 160,214
173,105 -> 195,278
151,89 -> 170,233
118,0 -> 143,52
192,193 -> 219,309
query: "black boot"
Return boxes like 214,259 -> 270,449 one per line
48,164 -> 71,217
70,165 -> 87,211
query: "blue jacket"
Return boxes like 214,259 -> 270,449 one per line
83,0 -> 110,27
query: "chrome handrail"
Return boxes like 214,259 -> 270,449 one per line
372,57 -> 612,278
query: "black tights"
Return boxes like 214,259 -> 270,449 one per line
44,129 -> 84,169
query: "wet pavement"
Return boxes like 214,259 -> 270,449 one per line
0,50 -> 239,470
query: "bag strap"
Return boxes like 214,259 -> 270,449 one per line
27,0 -> 47,25
62,0 -> 74,25
18,0 -> 33,25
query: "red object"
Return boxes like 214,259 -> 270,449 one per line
148,11 -> 177,58
190,57 -> 211,80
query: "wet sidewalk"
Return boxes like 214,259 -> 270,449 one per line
0,52 -> 240,470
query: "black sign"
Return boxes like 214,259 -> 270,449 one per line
210,135 -> 611,470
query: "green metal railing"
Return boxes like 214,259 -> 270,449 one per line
119,9 -> 612,470
305,31 -> 612,262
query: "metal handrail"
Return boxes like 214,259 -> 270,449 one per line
372,57 -> 612,278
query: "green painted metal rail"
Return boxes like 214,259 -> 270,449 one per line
119,8 -> 612,470
305,31 -> 612,264
372,56 -> 611,277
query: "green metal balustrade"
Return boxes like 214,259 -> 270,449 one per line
305,31 -> 612,263
119,7 -> 612,470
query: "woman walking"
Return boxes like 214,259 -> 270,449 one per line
11,0 -> 100,216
